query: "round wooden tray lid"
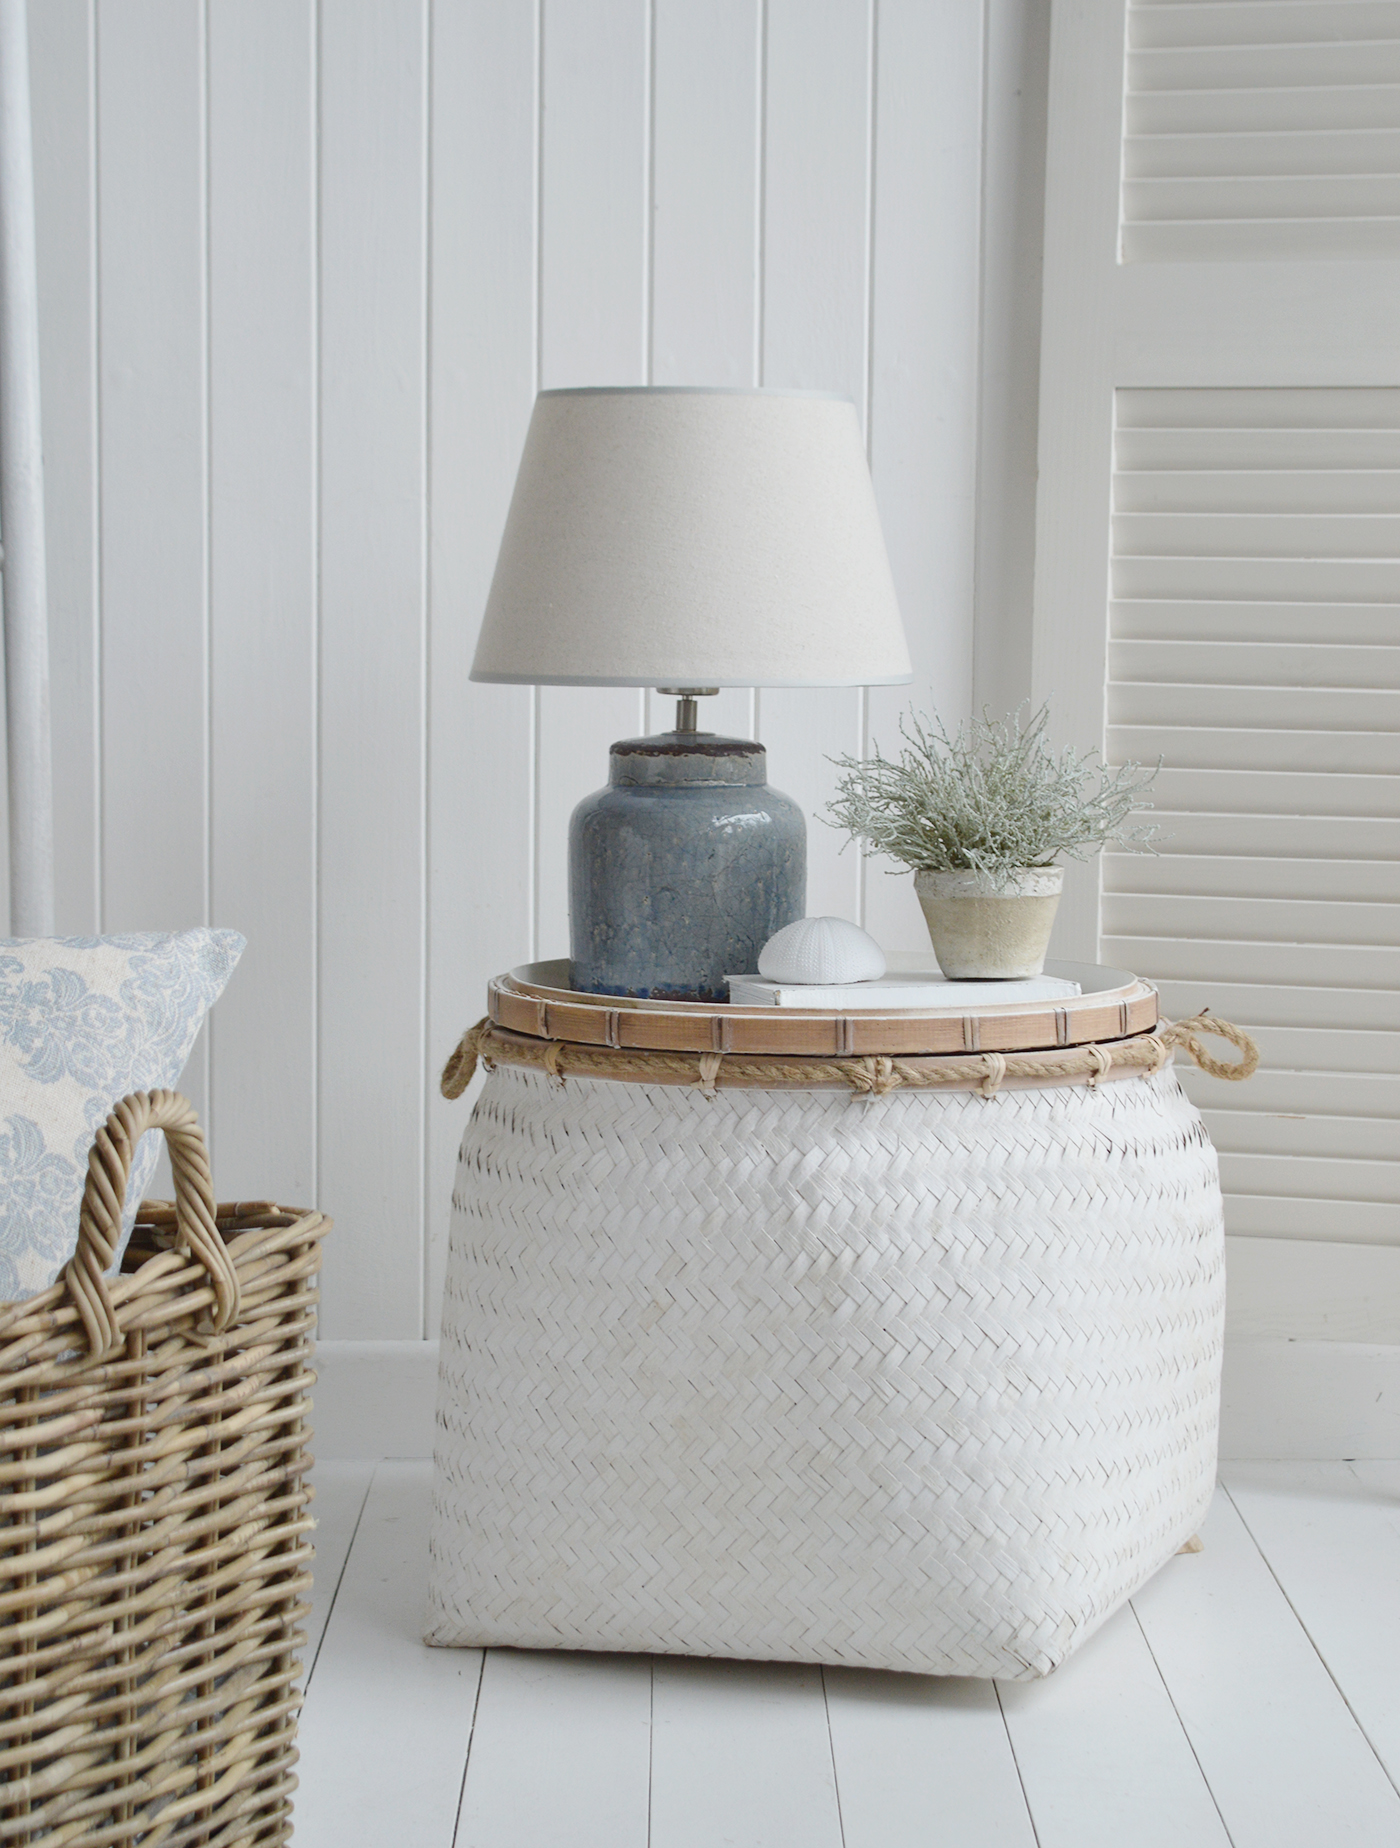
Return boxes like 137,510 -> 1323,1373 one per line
489,958 -> 1158,1058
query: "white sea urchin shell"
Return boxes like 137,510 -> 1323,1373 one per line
757,917 -> 887,985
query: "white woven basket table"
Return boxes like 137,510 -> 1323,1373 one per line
428,970 -> 1256,1681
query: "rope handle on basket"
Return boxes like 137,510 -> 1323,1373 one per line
441,1019 -> 492,1099
1158,1011 -> 1259,1082
63,1089 -> 241,1361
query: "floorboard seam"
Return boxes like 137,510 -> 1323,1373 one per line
303,1461 -> 377,1694
1127,1595 -> 1237,1846
645,1656 -> 655,1848
449,1647 -> 489,1847
991,1678 -> 1044,1848
818,1666 -> 848,1848
1220,1475 -> 1400,1803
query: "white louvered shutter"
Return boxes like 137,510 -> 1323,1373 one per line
1034,2 -> 1400,1255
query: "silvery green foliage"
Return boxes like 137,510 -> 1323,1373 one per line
826,705 -> 1160,883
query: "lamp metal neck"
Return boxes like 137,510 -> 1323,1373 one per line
655,686 -> 720,735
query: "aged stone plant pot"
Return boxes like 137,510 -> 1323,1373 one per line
913,866 -> 1063,979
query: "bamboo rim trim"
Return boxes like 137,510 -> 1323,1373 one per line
60,1089 -> 240,1362
488,968 -> 1160,1058
441,1011 -> 1259,1101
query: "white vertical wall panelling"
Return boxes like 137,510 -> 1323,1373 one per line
651,0 -> 760,392
29,0 -> 96,938
207,0 -> 316,1208
648,0 -> 760,749
32,2 -> 1019,1341
317,0 -> 428,1338
425,0 -> 539,1330
534,0 -> 649,962
759,0 -> 871,925
864,0 -> 983,955
1029,0 -> 1125,962
96,0 -> 211,1141
972,0 -> 1051,725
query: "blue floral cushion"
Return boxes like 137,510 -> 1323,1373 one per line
0,930 -> 245,1300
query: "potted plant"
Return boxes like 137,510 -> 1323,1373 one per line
826,705 -> 1159,979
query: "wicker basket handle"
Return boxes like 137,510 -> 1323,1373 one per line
63,1089 -> 241,1360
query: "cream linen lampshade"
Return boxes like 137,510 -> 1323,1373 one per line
470,387 -> 912,688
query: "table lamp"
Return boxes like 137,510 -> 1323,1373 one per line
472,386 -> 912,1000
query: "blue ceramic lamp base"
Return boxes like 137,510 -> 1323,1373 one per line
569,729 -> 806,1002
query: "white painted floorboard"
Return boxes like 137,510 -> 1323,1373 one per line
294,1464 -> 1400,1847
457,1649 -> 652,1848
1133,1485 -> 1400,1848
996,1600 -> 1231,1848
293,1463 -> 483,1848
1223,1460 -> 1400,1791
301,1458 -> 374,1684
823,1670 -> 1038,1848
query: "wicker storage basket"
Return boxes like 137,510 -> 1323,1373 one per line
428,1009 -> 1247,1681
0,1089 -> 327,1846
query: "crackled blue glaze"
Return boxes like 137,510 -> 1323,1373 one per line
570,733 -> 805,1001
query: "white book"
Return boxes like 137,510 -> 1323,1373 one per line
725,971 -> 1083,1009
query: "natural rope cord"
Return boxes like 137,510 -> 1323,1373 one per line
440,1009 -> 1258,1101
63,1087 -> 241,1359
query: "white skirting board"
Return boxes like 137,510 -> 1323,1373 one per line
310,1337 -> 1400,1463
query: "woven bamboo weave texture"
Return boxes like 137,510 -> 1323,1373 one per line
0,1090 -> 327,1847
428,1062 -> 1223,1680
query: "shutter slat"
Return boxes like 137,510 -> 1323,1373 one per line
1219,1023 -> 1400,1075
1145,810 -> 1400,856
1109,639 -> 1400,681
1111,599 -> 1400,643
1183,1067 -> 1400,1119
1124,128 -> 1400,179
1117,387 -> 1400,426
1152,975 -> 1400,1032
1103,932 -> 1400,986
1128,82 -> 1400,137
1218,1150 -> 1400,1205
1114,511 -> 1400,558
1114,428 -> 1400,468
1132,3 -> 1400,55
1126,174 -> 1400,218
1111,685 -> 1398,727
1130,43 -> 1400,92
1108,725 -> 1400,775
1126,218 -> 1400,260
1217,1193 -> 1397,1240
1112,555 -> 1398,600
1104,891 -> 1399,946
1104,849 -> 1400,899
1114,469 -> 1400,513
1147,767 -> 1398,816
1203,1109 -> 1399,1163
